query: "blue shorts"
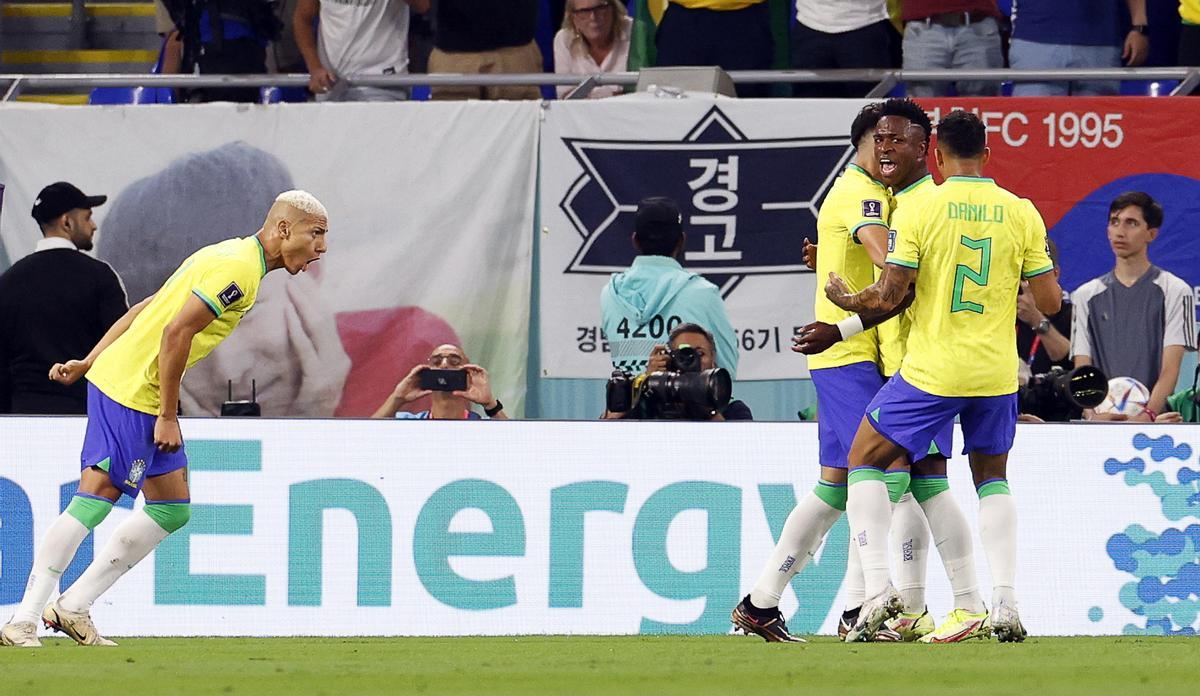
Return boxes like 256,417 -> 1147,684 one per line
812,362 -> 954,468
867,372 -> 1017,458
81,383 -> 188,498
811,362 -> 884,469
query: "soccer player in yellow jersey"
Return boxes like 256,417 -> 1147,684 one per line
731,104 -> 893,642
825,111 -> 1061,643
797,100 -> 987,644
1,191 -> 328,648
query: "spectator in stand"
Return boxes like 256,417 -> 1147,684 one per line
791,0 -> 896,98
164,0 -> 283,102
654,0 -> 774,98
0,183 -> 128,414
1182,0 -> 1200,66
553,0 -> 632,99
1009,0 -> 1150,96
294,0 -> 430,101
372,344 -> 508,419
901,0 -> 1003,96
1071,192 -> 1195,421
429,0 -> 542,100
1016,239 -> 1071,376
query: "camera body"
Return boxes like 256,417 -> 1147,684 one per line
1018,365 -> 1107,422
606,346 -> 732,420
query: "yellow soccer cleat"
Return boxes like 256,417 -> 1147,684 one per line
918,608 -> 991,644
885,610 -> 936,642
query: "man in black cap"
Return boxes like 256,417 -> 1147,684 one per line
0,182 -> 128,414
599,196 -> 739,379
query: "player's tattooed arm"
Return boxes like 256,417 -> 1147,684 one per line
793,284 -> 914,355
825,264 -> 916,315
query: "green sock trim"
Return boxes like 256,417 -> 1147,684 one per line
884,471 -> 911,504
977,480 -> 1012,499
847,467 -> 885,485
911,477 -> 950,503
65,495 -> 114,530
144,503 -> 191,533
814,481 -> 848,511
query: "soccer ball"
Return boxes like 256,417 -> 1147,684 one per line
1094,377 -> 1151,417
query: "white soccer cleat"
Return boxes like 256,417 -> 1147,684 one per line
42,601 -> 118,647
1,621 -> 42,648
845,584 -> 902,643
990,600 -> 1027,643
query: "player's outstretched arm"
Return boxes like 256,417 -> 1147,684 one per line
825,264 -> 915,315
793,285 -> 914,355
155,295 -> 219,452
49,294 -> 155,385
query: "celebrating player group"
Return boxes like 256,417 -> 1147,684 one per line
733,99 -> 1062,644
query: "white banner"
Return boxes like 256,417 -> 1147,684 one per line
538,97 -> 878,380
2,418 -> 1197,637
0,102 -> 538,416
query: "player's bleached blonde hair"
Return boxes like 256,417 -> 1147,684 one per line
275,190 -> 328,219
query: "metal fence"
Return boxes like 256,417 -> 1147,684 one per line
2,67 -> 1198,102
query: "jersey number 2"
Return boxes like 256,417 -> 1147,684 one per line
951,236 -> 991,314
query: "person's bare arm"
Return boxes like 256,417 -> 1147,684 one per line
825,264 -> 916,315
1123,0 -> 1149,66
1147,345 -> 1186,415
49,294 -> 155,385
856,224 -> 890,269
1025,271 -> 1062,317
294,0 -> 335,93
793,286 -> 915,355
155,295 -> 219,452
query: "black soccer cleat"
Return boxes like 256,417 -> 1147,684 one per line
731,596 -> 806,643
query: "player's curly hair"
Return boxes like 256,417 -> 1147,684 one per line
879,98 -> 933,147
849,102 -> 883,148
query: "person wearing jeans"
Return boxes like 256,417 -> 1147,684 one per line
901,1 -> 1003,96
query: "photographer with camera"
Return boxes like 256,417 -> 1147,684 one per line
1015,238 -> 1084,423
371,344 -> 507,420
605,323 -> 749,421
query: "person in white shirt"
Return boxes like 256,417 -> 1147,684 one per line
553,0 -> 632,99
791,0 -> 896,98
294,0 -> 430,101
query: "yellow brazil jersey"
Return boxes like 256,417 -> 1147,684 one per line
88,236 -> 268,414
671,0 -> 765,10
808,164 -> 891,371
886,176 -> 1054,397
1183,0 -> 1200,25
875,174 -> 937,377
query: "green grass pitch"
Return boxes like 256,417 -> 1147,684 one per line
3,636 -> 1197,695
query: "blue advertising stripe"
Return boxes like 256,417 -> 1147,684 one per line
187,439 -> 262,471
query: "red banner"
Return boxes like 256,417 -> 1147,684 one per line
920,98 -> 1200,298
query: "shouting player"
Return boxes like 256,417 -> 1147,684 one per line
1,191 -> 329,648
827,111 -> 1060,643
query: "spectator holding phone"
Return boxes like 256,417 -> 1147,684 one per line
371,343 -> 507,419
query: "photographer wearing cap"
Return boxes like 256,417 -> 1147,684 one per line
0,182 -> 128,414
601,196 -> 739,380
371,343 -> 507,420
604,322 -> 751,421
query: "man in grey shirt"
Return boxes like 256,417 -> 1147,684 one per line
1071,191 -> 1196,420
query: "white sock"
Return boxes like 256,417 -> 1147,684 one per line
58,509 -> 169,614
10,513 -> 91,624
890,492 -> 930,613
979,492 -> 1018,608
843,537 -> 865,611
749,492 -> 842,609
920,490 -> 985,613
846,477 -> 892,598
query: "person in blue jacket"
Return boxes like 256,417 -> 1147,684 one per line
600,196 -> 739,380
